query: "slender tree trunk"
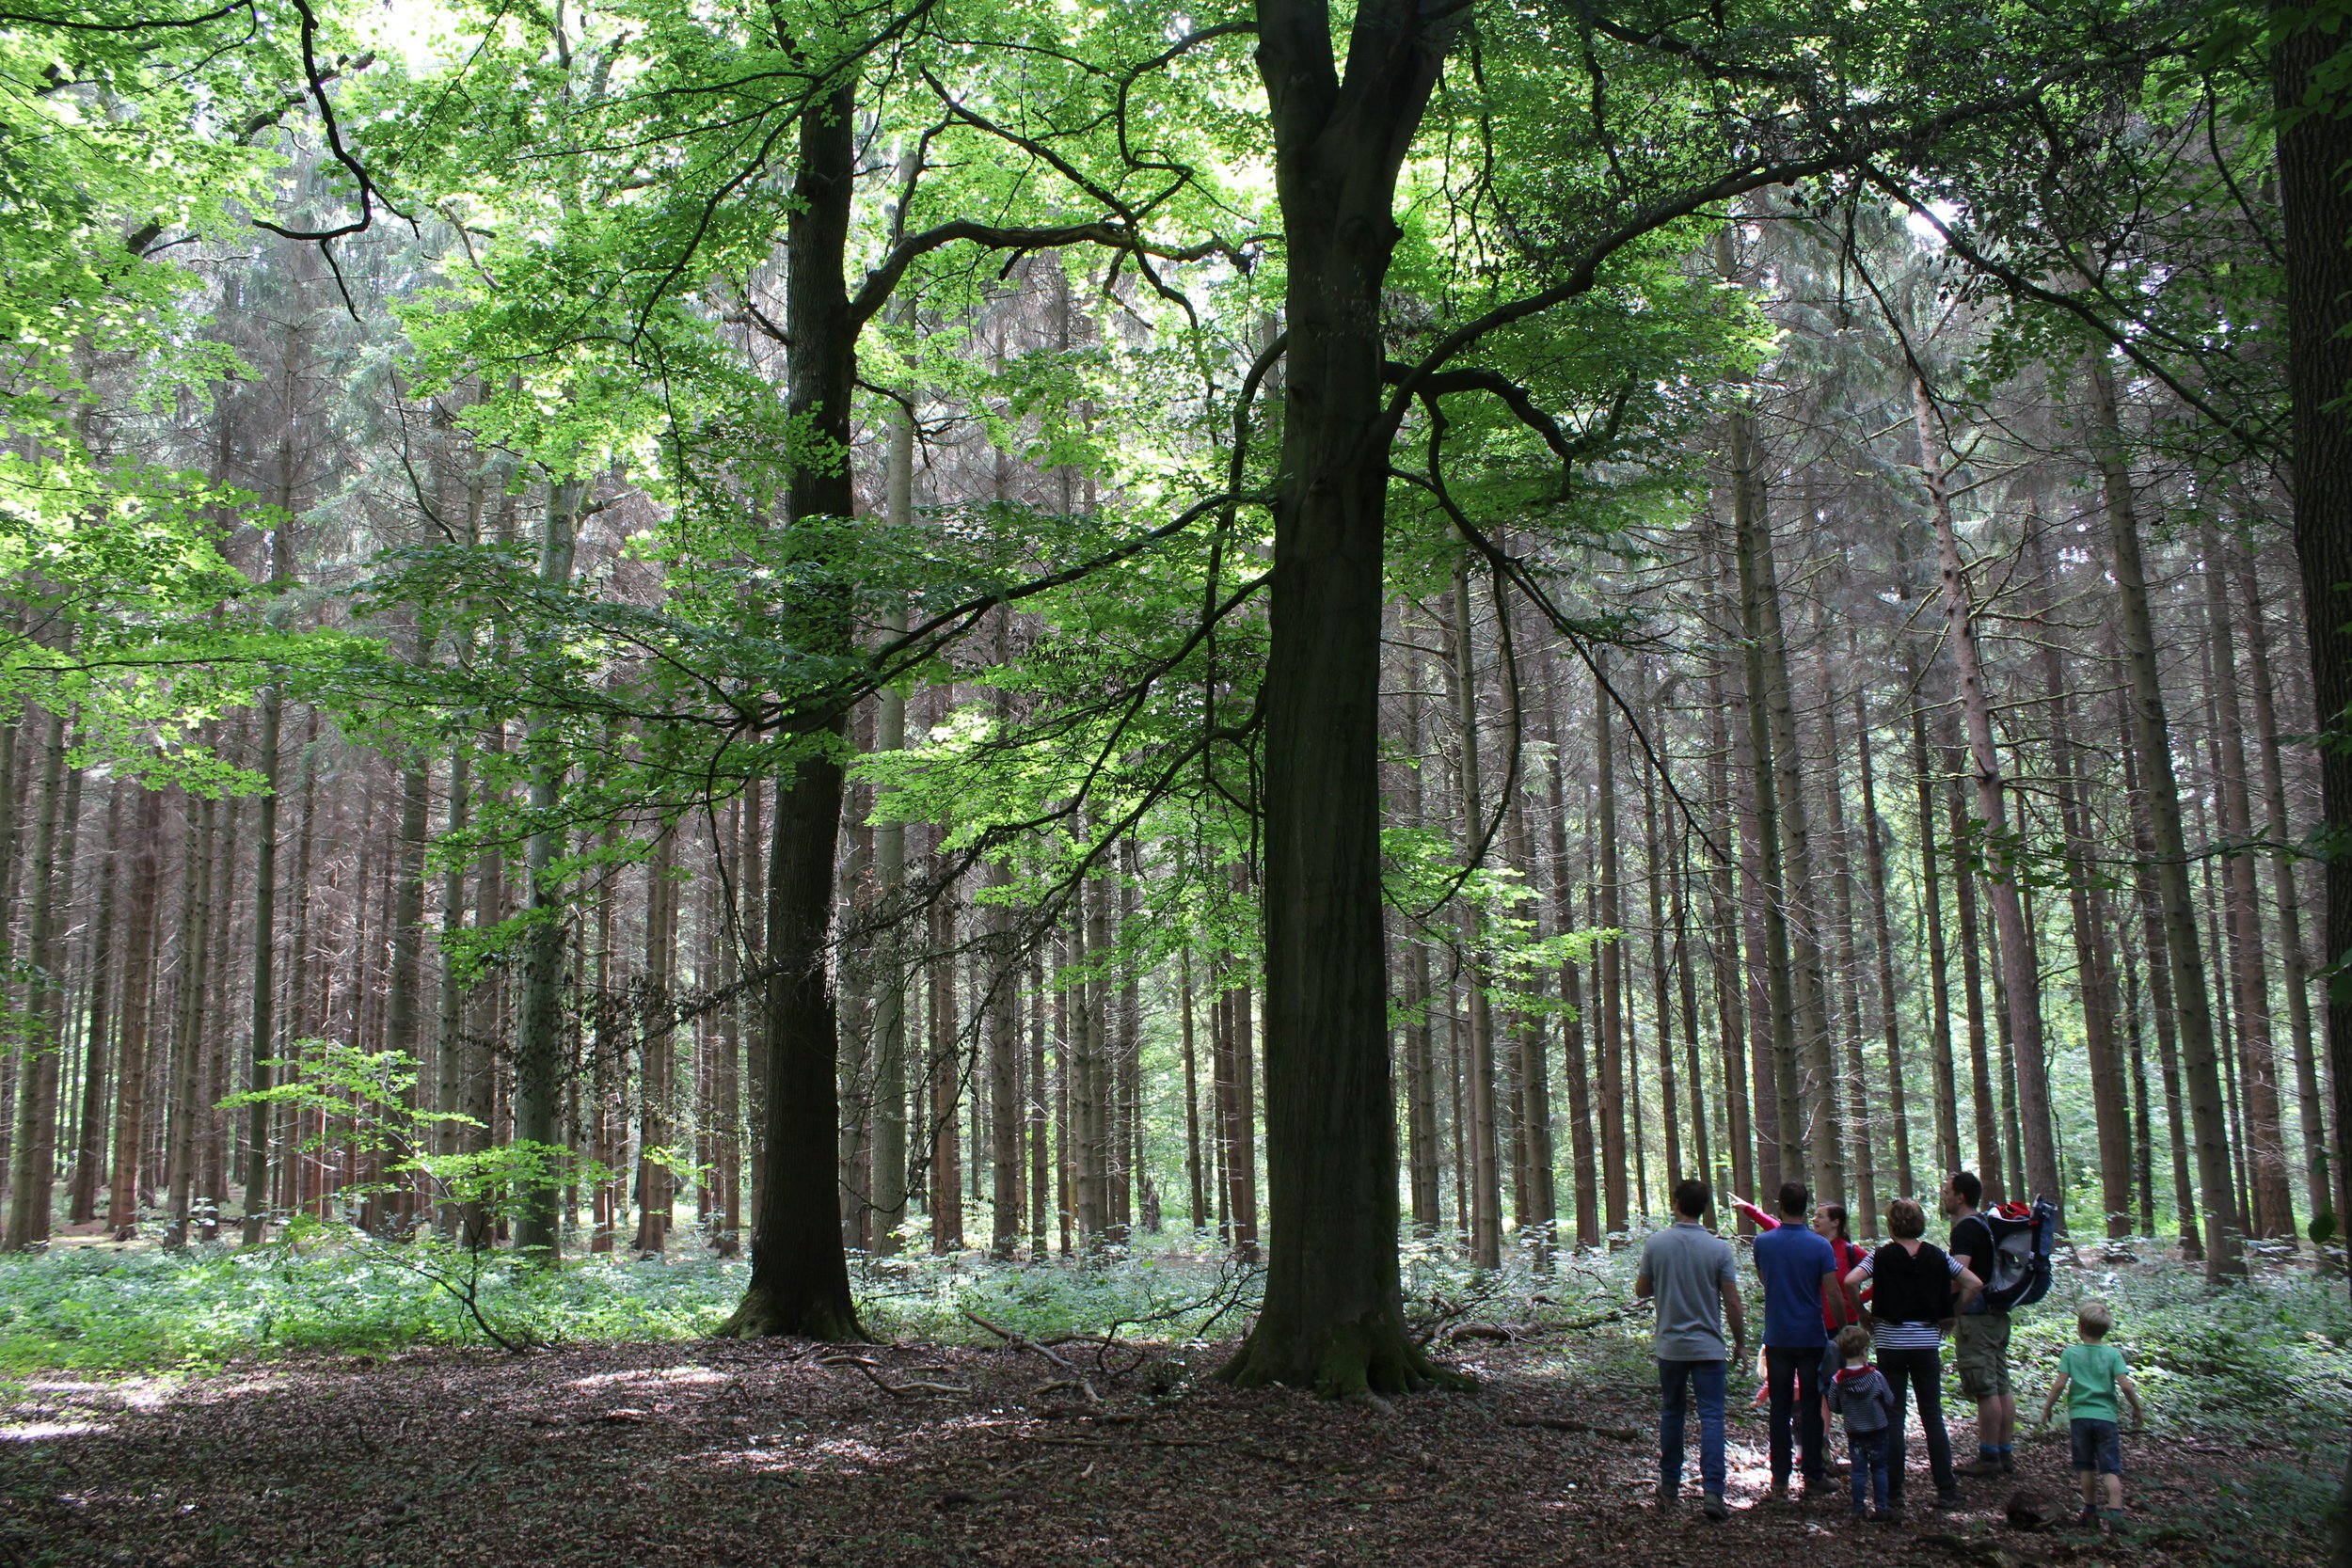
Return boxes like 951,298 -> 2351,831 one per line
1855,673 -> 1915,1199
2084,353 -> 2242,1275
1543,649 -> 1602,1246
509,478 -> 585,1261
1448,562 -> 1503,1264
3,709 -> 72,1250
163,783 -> 215,1249
106,789 -> 163,1236
1815,644 -> 1878,1226
2195,519 -> 2296,1236
2029,523 -> 2134,1236
66,784 -> 123,1226
2233,548 -> 2332,1235
1915,380 -> 2058,1208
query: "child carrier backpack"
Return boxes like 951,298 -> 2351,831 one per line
1971,1197 -> 2058,1312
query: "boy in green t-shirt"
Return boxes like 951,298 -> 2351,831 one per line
2039,1300 -> 2145,1531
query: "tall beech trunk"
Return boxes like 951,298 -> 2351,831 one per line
1222,0 -> 1458,1394
1594,653 -> 1632,1233
986,644 -> 1022,1263
1640,742 -> 1682,1199
723,71 -> 864,1338
1915,379 -> 2058,1210
106,788 -> 162,1235
867,357 -> 913,1256
2085,349 -> 2242,1275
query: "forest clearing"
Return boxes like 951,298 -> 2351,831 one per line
6,0 -> 2352,1561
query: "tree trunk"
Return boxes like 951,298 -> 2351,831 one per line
1855,672 -> 1915,1200
66,783 -> 123,1226
105,788 -> 163,1236
2028,521 -> 2134,1236
3,708 -> 72,1250
1915,378 -> 2059,1209
1544,650 -> 1602,1247
2085,349 -> 2243,1275
2234,544 -> 2331,1236
721,62 -> 864,1340
1727,427 -> 1804,1194
1448,562 -> 1503,1264
2197,517 -> 2297,1236
1593,652 -> 1631,1234
509,477 -> 585,1262
1222,0 -> 1457,1393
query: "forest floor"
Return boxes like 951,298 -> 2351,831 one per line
0,1242 -> 2340,1567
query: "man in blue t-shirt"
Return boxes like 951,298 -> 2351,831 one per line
1753,1180 -> 1841,1498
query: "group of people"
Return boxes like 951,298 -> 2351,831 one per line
1632,1173 -> 2142,1529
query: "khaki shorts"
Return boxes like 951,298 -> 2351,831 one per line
1954,1311 -> 2012,1400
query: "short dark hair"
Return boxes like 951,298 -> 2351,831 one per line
1673,1178 -> 1709,1219
1777,1180 -> 1810,1218
1950,1171 -> 1983,1208
1888,1197 -> 1927,1239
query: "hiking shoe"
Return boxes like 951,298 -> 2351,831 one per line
1655,1483 -> 1679,1510
1933,1491 -> 1966,1511
2104,1511 -> 2131,1537
2076,1505 -> 2100,1528
1703,1494 -> 1730,1522
1958,1457 -> 2005,1479
1869,1509 -> 1896,1524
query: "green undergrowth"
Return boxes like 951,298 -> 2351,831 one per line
0,1227 -> 2344,1454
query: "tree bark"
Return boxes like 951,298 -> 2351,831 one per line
1915,377 -> 2059,1210
4,708 -> 72,1250
722,62 -> 863,1340
1222,0 -> 1457,1394
105,788 -> 163,1236
66,782 -> 123,1226
2084,349 -> 2242,1275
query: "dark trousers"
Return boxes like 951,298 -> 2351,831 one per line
1878,1343 -> 1957,1503
1765,1344 -> 1827,1483
1658,1357 -> 1728,1497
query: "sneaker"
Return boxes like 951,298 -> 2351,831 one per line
1767,1479 -> 1789,1504
1999,1451 -> 2016,1474
2104,1511 -> 2131,1537
2076,1505 -> 2100,1528
1703,1494 -> 1731,1522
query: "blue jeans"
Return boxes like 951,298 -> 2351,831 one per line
1766,1343 -> 1828,1482
1849,1430 -> 1891,1514
1877,1344 -> 1957,1503
1659,1357 -> 1728,1498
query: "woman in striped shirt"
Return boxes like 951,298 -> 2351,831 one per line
1842,1197 -> 1984,1517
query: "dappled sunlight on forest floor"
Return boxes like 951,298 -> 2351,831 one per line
0,1248 -> 2339,1566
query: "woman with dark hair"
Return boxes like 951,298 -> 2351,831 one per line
1841,1197 -> 1985,1517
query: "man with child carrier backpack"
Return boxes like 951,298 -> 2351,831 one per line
1945,1171 -> 2059,1476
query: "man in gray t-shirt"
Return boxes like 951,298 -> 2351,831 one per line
1635,1179 -> 1747,1520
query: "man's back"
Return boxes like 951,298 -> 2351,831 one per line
1641,1220 -> 1735,1360
1754,1223 -> 1837,1346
